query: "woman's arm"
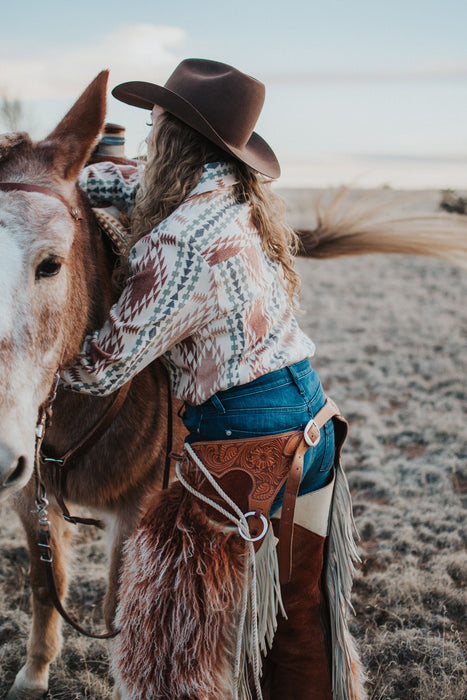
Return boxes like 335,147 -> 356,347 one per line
60,227 -> 217,395
79,161 -> 141,214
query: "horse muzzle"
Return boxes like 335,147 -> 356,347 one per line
0,441 -> 31,494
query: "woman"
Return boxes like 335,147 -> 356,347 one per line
62,58 -> 336,511
61,59 -> 361,700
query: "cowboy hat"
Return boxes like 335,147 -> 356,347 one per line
111,58 -> 280,178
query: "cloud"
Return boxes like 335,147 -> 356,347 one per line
0,24 -> 186,99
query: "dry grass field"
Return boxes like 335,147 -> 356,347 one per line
0,189 -> 465,699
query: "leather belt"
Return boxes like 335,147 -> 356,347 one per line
183,396 -> 346,584
278,397 -> 343,583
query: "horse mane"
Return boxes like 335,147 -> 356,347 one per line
0,132 -> 48,186
0,132 -> 33,162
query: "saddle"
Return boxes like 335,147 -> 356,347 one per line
180,396 -> 348,583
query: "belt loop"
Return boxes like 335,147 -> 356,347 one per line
287,363 -> 307,398
210,393 -> 226,414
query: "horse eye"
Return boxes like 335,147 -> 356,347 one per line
35,256 -> 62,280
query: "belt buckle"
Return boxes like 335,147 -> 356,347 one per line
304,418 -> 321,447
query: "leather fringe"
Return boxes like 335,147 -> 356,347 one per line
239,525 -> 285,700
176,446 -> 284,700
325,463 -> 368,700
255,525 -> 286,656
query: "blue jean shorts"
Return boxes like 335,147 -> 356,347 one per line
181,358 -> 335,515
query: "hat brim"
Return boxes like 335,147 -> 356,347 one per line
112,81 -> 281,179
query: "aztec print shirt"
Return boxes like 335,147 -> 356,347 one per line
60,161 -> 315,405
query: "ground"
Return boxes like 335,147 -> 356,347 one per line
0,193 -> 465,698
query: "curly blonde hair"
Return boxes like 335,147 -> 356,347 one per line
131,113 -> 301,304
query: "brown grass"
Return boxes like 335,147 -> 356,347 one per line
1,189 -> 466,699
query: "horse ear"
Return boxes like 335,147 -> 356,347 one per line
41,71 -> 109,181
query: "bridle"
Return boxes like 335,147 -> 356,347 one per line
1,179 -> 120,638
32,366 -> 172,640
0,181 -> 82,221
39,380 -> 132,527
34,374 -> 130,639
1,178 -> 174,638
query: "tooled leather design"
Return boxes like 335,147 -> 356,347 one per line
190,432 -> 300,509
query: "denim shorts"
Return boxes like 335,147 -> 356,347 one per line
181,358 -> 335,515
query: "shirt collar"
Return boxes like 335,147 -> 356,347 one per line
187,162 -> 238,198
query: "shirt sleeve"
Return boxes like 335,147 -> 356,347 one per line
78,161 -> 141,214
60,227 -> 218,395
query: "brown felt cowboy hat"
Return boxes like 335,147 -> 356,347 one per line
112,58 -> 281,178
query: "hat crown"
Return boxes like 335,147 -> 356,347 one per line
111,58 -> 280,178
164,59 -> 265,149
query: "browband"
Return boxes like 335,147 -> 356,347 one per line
0,182 -> 82,221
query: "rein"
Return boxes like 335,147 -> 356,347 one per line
7,179 -> 174,638
35,368 -> 172,640
34,375 -> 172,642
34,377 -> 129,639
9,178 -> 124,639
41,382 -> 131,527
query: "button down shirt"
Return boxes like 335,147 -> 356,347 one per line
60,161 -> 315,404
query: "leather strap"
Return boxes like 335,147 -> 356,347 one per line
41,382 -> 131,525
278,397 -> 342,584
162,376 -> 174,490
186,396 -> 344,583
39,526 -> 119,639
35,384 -> 132,637
43,381 -> 131,468
0,182 -> 82,220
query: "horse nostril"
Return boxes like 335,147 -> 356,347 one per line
2,455 -> 27,488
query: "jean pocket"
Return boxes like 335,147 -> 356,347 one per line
225,407 -> 305,436
227,424 -> 303,439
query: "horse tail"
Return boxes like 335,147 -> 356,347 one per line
295,189 -> 467,268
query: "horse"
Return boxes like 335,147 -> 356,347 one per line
0,71 -> 186,699
0,71 -> 466,699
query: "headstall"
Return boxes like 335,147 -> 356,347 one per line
0,179 -> 124,638
2,179 -> 171,639
34,374 -> 130,639
0,181 -> 82,221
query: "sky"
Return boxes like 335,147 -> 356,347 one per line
1,0 -> 466,189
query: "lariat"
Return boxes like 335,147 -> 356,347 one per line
177,443 -> 276,700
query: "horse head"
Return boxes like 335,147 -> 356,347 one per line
0,72 -> 108,496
